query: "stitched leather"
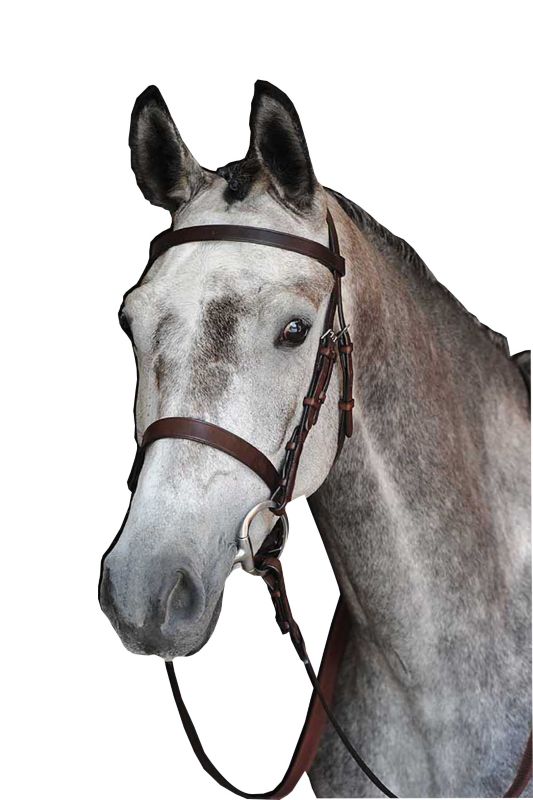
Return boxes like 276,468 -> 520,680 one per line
148,223 -> 346,276
142,417 -> 280,494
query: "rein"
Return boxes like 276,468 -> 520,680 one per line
127,210 -> 532,798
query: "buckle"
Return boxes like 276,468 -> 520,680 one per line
335,324 -> 350,339
321,324 -> 350,344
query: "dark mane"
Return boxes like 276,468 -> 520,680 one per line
327,187 -> 510,356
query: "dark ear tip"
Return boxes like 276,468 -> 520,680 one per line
253,79 -> 295,112
137,84 -> 163,101
132,85 -> 167,115
254,79 -> 276,93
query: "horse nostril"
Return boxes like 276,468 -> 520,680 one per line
162,569 -> 205,631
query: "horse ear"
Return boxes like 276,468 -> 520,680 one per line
129,85 -> 206,211
248,80 -> 317,210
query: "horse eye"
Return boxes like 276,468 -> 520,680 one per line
118,309 -> 133,340
278,318 -> 311,347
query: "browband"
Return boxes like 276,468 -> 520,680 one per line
147,223 -> 346,276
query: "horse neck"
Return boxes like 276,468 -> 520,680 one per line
311,197 -> 531,686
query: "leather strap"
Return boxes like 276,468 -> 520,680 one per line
166,555 -> 396,798
257,557 -> 396,798
167,552 -> 532,799
166,598 -> 351,799
148,224 -> 346,276
270,212 -> 353,512
272,290 -> 339,513
140,417 -> 281,494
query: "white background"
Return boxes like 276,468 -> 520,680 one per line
1,2 -> 531,799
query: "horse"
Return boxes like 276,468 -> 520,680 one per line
99,80 -> 531,797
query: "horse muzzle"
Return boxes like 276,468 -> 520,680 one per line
99,550 -> 216,658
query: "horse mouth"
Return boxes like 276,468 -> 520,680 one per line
101,583 -> 224,660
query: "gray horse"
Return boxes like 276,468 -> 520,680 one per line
99,80 -> 531,797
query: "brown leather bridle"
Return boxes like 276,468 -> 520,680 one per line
127,210 -> 354,513
125,211 -> 532,799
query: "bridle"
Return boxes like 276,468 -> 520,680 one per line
125,210 -> 532,799
127,209 -> 353,512
127,210 -> 353,578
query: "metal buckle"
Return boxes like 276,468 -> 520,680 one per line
335,324 -> 350,340
232,500 -> 289,575
321,324 -> 350,344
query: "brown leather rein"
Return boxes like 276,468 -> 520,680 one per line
127,211 -> 532,798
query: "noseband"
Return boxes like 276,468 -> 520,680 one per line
125,211 -> 531,799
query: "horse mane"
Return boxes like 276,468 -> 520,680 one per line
327,187 -> 510,356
